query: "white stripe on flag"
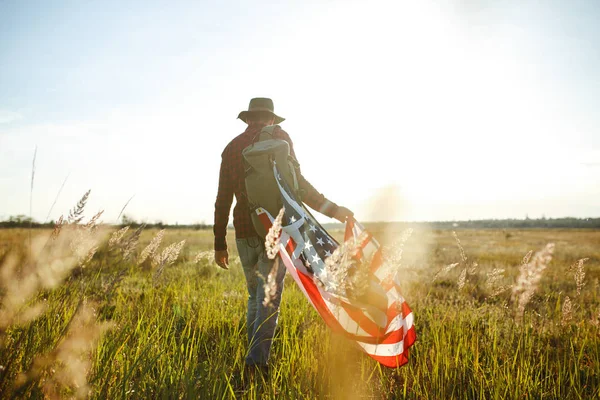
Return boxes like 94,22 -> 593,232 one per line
356,339 -> 405,357
385,311 -> 414,334
385,286 -> 405,306
324,301 -> 373,337
273,163 -> 305,217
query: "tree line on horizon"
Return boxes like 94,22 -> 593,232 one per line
2,214 -> 599,230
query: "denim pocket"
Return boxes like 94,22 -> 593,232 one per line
236,237 -> 262,269
236,238 -> 250,267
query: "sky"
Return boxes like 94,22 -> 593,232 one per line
1,0 -> 599,225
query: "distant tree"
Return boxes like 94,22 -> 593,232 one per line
9,214 -> 33,224
0,215 -> 55,228
121,214 -> 137,226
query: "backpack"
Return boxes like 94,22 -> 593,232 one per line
242,125 -> 302,237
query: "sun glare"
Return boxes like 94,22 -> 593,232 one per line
265,0 -> 588,222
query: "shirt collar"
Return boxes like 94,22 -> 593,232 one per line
243,123 -> 268,137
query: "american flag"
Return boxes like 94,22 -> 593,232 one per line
255,163 -> 416,368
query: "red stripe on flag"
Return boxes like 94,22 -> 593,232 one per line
286,237 -> 295,255
405,325 -> 417,346
382,302 -> 413,334
340,303 -> 386,338
336,326 -> 407,345
381,278 -> 395,292
346,326 -> 406,346
294,267 -> 350,336
367,326 -> 415,367
386,303 -> 401,326
258,211 -> 272,231
370,248 -> 384,274
401,301 -> 412,319
345,218 -> 355,242
376,327 -> 404,345
353,231 -> 372,261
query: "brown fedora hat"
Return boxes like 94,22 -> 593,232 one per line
237,97 -> 285,124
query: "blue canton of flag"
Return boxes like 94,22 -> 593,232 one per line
274,163 -> 338,275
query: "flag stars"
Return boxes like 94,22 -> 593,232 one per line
304,241 -> 313,251
309,225 -> 317,233
324,250 -> 332,257
311,254 -> 321,264
316,237 -> 325,246
289,216 -> 296,224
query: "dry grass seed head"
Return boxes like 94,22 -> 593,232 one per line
522,250 -> 533,265
561,296 -> 573,327
265,208 -> 284,260
488,285 -> 512,299
451,231 -> 478,287
161,240 -> 185,266
51,216 -> 65,240
512,243 -> 554,322
320,231 -> 370,298
121,225 -> 144,261
457,268 -> 467,290
67,190 -> 91,225
153,240 -> 186,283
108,226 -> 130,250
452,231 -> 468,264
193,250 -> 213,264
433,262 -> 459,281
486,268 -> 505,288
84,210 -> 104,232
570,258 -> 588,296
263,258 -> 280,307
138,229 -> 165,264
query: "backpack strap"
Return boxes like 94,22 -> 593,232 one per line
289,159 -> 300,193
261,124 -> 278,135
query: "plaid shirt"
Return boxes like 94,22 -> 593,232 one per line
213,123 -> 339,251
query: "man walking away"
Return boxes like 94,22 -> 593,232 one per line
213,97 -> 352,376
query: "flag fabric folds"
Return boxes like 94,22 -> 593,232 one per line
255,162 -> 416,368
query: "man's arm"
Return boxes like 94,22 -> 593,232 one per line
276,127 -> 353,222
213,145 -> 234,253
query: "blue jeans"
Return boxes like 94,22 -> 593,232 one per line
236,237 -> 286,366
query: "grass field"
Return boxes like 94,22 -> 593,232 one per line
1,221 -> 599,399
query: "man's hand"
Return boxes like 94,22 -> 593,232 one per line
214,250 -> 229,270
333,206 -> 354,223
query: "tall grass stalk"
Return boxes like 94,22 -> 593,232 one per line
28,146 -> 37,257
45,172 -> 70,222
